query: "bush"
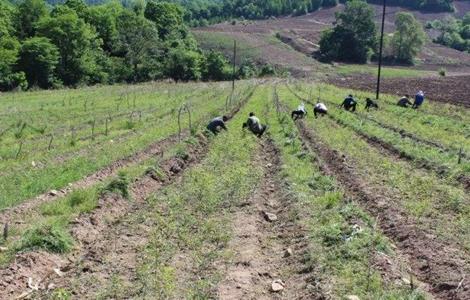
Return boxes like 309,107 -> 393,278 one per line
102,172 -> 130,199
438,68 -> 446,76
18,223 -> 73,253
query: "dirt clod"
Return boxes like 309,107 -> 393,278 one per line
271,279 -> 285,292
263,211 -> 278,222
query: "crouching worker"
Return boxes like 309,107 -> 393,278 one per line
412,91 -> 425,109
242,112 -> 267,138
313,102 -> 328,118
340,95 -> 357,112
207,115 -> 228,135
397,95 -> 412,108
365,98 -> 379,111
291,102 -> 307,120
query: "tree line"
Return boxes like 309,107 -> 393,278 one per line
426,13 -> 470,52
1,0 -> 278,91
319,0 -> 427,64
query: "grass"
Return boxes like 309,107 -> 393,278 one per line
335,64 -> 432,78
268,87 -> 426,299
128,86 -> 266,299
279,84 -> 470,251
0,81 -> 257,209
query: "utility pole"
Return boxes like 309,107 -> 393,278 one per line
376,0 -> 387,100
232,40 -> 237,93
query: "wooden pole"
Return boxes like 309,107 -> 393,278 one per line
376,0 -> 387,100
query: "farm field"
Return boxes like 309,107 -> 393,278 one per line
0,79 -> 469,299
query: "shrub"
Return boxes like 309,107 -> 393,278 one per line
103,172 -> 130,199
438,67 -> 446,76
18,223 -> 73,253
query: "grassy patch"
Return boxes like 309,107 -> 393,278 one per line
17,223 -> 73,253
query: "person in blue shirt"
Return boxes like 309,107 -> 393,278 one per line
412,91 -> 425,109
340,94 -> 357,112
207,116 -> 228,135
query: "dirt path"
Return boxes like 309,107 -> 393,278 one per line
294,120 -> 470,300
217,138 -> 320,299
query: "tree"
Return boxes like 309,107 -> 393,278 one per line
15,0 -> 48,39
0,0 -> 14,39
165,48 -> 203,82
88,2 -> 123,53
144,1 -> 185,39
391,12 -> 426,63
319,0 -> 377,62
0,36 -> 27,90
37,10 -> 105,85
18,37 -> 59,88
115,10 -> 162,82
202,50 -> 229,81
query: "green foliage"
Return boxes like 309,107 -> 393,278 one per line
17,223 -> 73,253
319,0 -> 377,63
202,50 -> 230,81
165,48 -> 203,81
36,9 -> 105,86
144,1 -> 185,39
0,35 -> 27,91
18,37 -> 60,88
391,12 -> 426,63
429,15 -> 470,53
14,0 -> 48,39
103,171 -> 130,199
0,0 -> 14,39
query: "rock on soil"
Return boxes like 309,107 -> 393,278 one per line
263,211 -> 278,222
271,279 -> 285,292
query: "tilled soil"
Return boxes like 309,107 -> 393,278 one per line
0,132 -> 182,225
295,120 -> 470,300
217,138 -> 323,299
0,87 -> 258,299
327,74 -> 470,107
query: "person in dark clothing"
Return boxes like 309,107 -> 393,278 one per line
340,95 -> 357,112
397,95 -> 412,108
242,112 -> 267,137
412,91 -> 425,109
207,116 -> 228,135
364,98 -> 379,111
291,102 -> 307,120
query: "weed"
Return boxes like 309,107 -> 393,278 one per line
102,172 -> 130,199
50,288 -> 71,300
17,223 -> 73,253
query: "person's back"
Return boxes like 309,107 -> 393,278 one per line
341,95 -> 357,111
207,116 -> 228,134
397,95 -> 412,107
413,91 -> 425,108
314,102 -> 328,117
243,112 -> 267,137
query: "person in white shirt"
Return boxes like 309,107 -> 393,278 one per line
314,102 -> 328,118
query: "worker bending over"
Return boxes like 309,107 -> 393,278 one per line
313,102 -> 328,118
365,98 -> 379,111
207,115 -> 228,135
397,95 -> 412,108
291,102 -> 307,120
242,112 -> 267,137
413,91 -> 425,109
340,95 -> 357,112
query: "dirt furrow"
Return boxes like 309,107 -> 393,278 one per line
285,84 -> 470,191
0,86 -> 258,299
0,132 -> 182,225
217,138 -> 320,300
294,120 -> 470,300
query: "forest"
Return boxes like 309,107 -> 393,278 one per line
0,0 -> 257,91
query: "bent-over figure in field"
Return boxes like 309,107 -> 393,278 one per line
242,112 -> 267,138
313,102 -> 328,118
207,116 -> 228,135
397,95 -> 413,108
413,91 -> 425,109
365,98 -> 379,111
340,95 -> 357,112
291,102 -> 307,120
